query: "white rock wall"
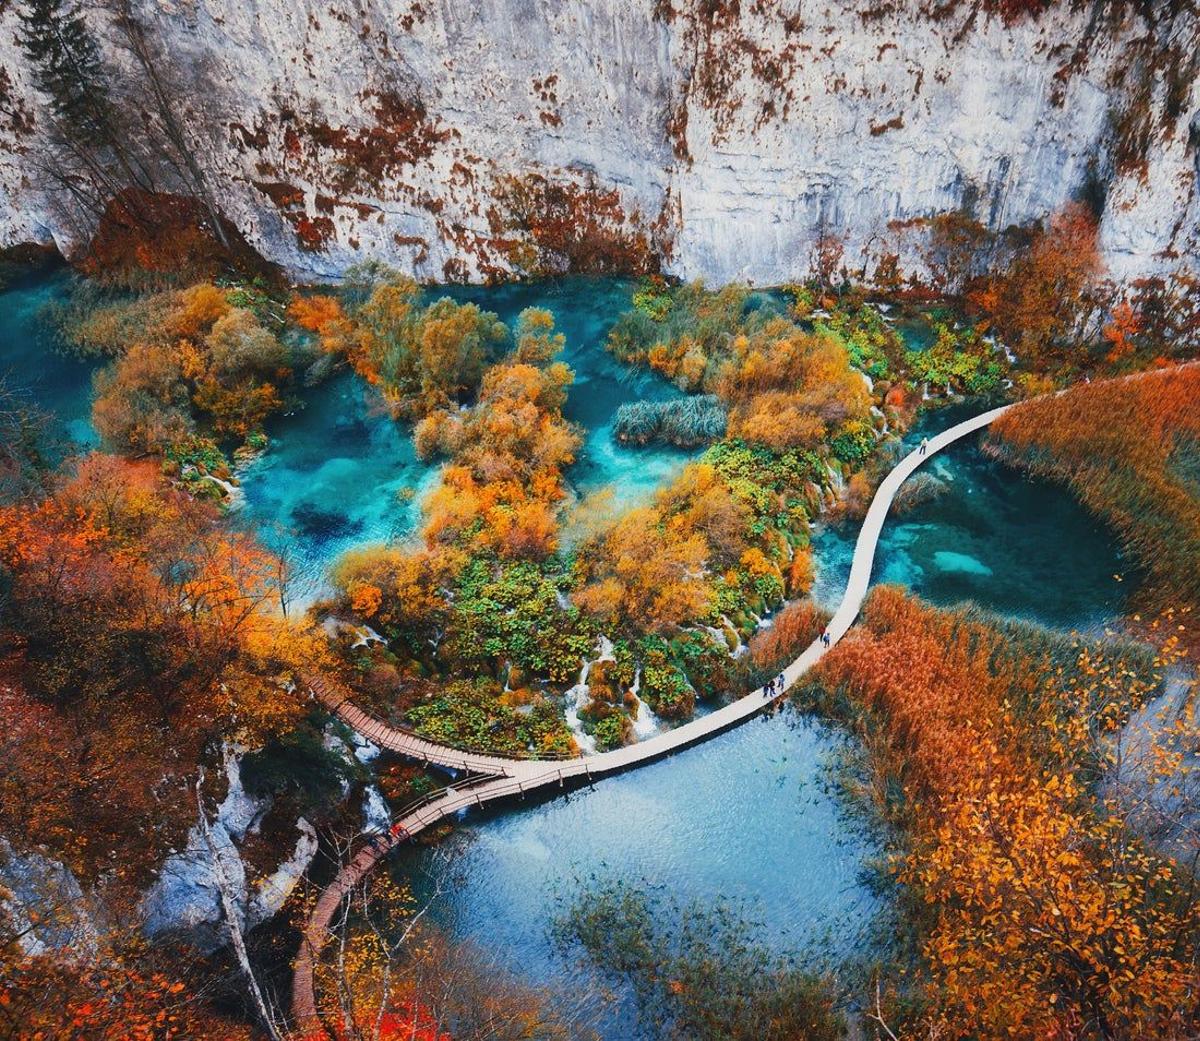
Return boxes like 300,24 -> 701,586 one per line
0,0 -> 1195,285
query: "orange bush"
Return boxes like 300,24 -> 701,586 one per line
970,203 -> 1101,365
814,588 -> 1197,1038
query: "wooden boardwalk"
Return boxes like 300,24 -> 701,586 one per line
291,402 -> 1011,1033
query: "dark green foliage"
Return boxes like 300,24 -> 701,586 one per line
608,282 -> 750,369
637,636 -> 695,719
830,419 -> 876,469
612,395 -> 727,447
905,323 -> 1006,394
667,629 -> 741,700
0,376 -> 49,501
241,722 -> 364,819
589,713 -> 628,751
444,557 -> 595,684
19,0 -> 115,146
556,882 -> 845,1041
705,438 -> 823,528
404,677 -> 575,757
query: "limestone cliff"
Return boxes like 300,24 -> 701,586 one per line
0,0 -> 1196,285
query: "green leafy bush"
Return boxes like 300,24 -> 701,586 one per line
404,677 -> 575,757
830,419 -> 876,469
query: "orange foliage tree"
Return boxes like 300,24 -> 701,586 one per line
89,283 -> 291,453
320,267 -> 506,421
0,454 -> 318,886
0,937 -> 253,1041
970,203 -> 1102,366
414,307 -> 580,560
811,587 -> 1198,1039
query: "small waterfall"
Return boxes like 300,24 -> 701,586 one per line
562,655 -> 598,755
197,472 -> 245,509
562,635 -> 665,751
362,785 -> 391,832
825,461 -> 845,493
719,614 -> 745,656
987,334 -> 1017,364
626,668 -> 661,740
350,623 -> 385,648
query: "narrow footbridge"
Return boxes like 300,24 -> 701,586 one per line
291,402 -> 1011,1032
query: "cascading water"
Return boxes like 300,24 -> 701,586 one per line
562,656 -> 599,756
562,635 -> 663,753
626,668 -> 661,740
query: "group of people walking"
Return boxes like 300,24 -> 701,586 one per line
764,627 -> 833,699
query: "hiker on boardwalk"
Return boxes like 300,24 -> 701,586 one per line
919,436 -> 928,456
821,629 -> 831,649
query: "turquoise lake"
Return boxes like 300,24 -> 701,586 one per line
810,404 -> 1127,633
0,270 -> 1129,1037
0,268 -> 99,455
242,277 -> 694,604
395,709 -> 880,1039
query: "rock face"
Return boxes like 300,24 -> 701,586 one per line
141,750 -> 318,954
0,0 -> 1196,285
0,838 -> 100,956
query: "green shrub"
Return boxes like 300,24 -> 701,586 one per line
632,283 -> 674,322
830,419 -> 876,469
241,722 -> 364,818
590,713 -> 629,751
404,677 -> 575,757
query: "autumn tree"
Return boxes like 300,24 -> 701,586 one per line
0,455 -> 317,886
810,587 -> 1200,1039
311,870 -> 587,1041
88,282 -> 292,453
332,267 -> 507,420
573,502 -> 711,632
0,934 -> 254,1041
416,308 -> 580,560
972,203 -> 1102,364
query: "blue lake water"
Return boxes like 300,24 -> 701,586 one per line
810,409 -> 1127,632
0,268 -> 99,455
241,277 -> 693,604
396,709 -> 880,1038
0,272 -> 692,603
